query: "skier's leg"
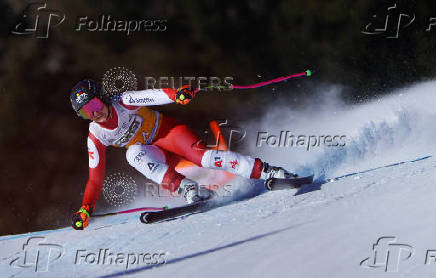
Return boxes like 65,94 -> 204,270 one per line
126,144 -> 183,193
200,149 -> 262,178
126,144 -> 211,203
153,124 -> 263,178
201,150 -> 298,180
154,123 -> 296,180
153,124 -> 207,166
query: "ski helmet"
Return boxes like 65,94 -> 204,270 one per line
70,79 -> 107,118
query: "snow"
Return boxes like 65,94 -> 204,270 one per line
2,82 -> 436,277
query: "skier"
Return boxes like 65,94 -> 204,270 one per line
70,79 -> 296,230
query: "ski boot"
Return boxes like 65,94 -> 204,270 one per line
260,162 -> 307,191
178,178 -> 214,204
260,162 -> 298,180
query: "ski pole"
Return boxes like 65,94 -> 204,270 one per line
93,206 -> 168,218
195,69 -> 312,92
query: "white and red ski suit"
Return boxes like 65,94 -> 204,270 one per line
83,88 -> 263,207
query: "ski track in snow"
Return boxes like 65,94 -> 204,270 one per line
2,81 -> 436,278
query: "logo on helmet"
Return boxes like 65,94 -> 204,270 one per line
75,88 -> 88,104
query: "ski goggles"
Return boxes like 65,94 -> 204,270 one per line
77,97 -> 104,119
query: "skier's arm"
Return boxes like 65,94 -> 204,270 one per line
121,86 -> 196,107
72,133 -> 106,230
82,133 -> 107,207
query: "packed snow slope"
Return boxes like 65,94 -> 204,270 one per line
2,82 -> 436,278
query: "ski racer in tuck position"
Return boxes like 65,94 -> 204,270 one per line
70,80 -> 296,230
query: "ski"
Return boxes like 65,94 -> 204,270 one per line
140,201 -> 214,224
93,206 -> 168,218
265,175 -> 314,191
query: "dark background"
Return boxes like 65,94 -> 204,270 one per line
1,0 -> 435,235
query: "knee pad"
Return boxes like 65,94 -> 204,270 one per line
126,144 -> 168,184
200,150 -> 255,178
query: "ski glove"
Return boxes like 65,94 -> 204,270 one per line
175,85 -> 196,105
72,204 -> 94,230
